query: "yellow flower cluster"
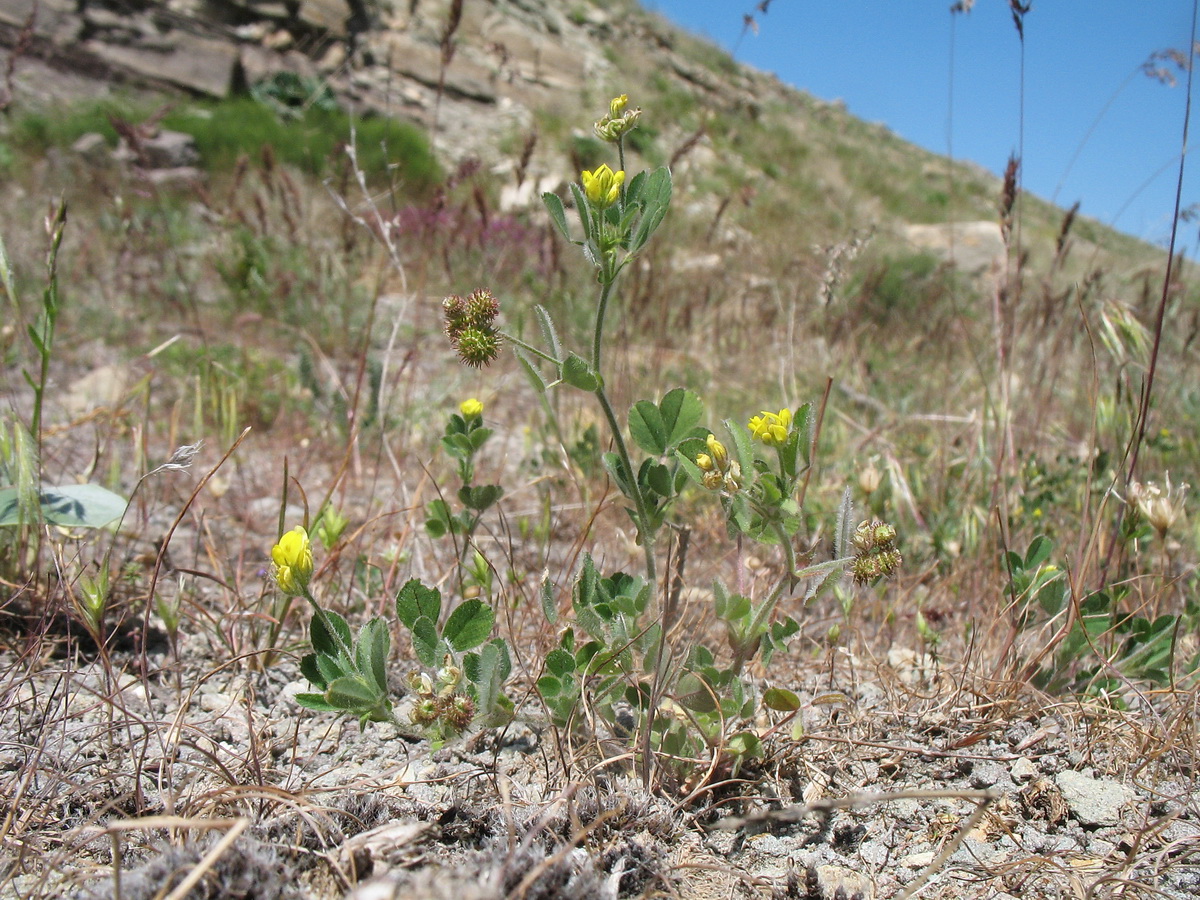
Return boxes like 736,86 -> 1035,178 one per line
460,397 -> 484,419
271,526 -> 314,596
581,164 -> 625,210
594,93 -> 643,143
696,433 -> 740,493
748,408 -> 792,445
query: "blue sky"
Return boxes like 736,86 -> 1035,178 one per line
644,1 -> 1198,252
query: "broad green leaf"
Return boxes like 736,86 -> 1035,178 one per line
727,731 -> 762,758
562,353 -> 599,392
311,609 -> 351,658
355,617 -> 391,695
324,675 -> 381,709
545,648 -> 576,677
314,652 -> 346,685
540,572 -> 557,624
444,599 -> 495,651
601,451 -> 632,495
411,616 -> 442,668
534,304 -> 563,362
542,192 -> 571,241
715,591 -> 752,621
762,687 -> 801,711
629,400 -> 667,455
1024,535 -> 1053,570
657,388 -> 703,450
424,499 -> 453,538
0,483 -> 127,528
294,692 -> 339,712
470,639 -> 512,722
396,579 -> 441,630
569,183 -> 592,244
629,168 -> 672,253
299,653 -> 327,688
644,461 -> 673,498
459,483 -> 503,512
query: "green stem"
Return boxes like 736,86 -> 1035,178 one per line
592,276 -> 615,374
499,330 -> 561,366
593,385 -> 656,590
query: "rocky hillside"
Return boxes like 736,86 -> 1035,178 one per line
0,0 -> 1163,274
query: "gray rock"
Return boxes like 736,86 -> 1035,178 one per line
1055,770 -> 1136,827
142,130 -> 200,168
71,131 -> 111,163
903,220 -> 1005,275
0,0 -> 80,44
81,31 -> 239,97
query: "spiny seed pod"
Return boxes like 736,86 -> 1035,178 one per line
440,694 -> 476,731
851,547 -> 903,584
410,698 -> 439,727
454,326 -> 500,368
464,288 -> 499,325
852,519 -> 897,554
443,295 -> 467,336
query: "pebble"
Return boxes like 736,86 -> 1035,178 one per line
1010,756 -> 1039,782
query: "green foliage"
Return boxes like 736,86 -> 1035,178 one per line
8,92 -> 440,191
395,578 -> 513,736
1007,536 -> 1198,694
297,610 -> 395,728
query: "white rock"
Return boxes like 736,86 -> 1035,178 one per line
1055,770 -> 1136,827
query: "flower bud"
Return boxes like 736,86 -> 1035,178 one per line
460,397 -> 484,419
706,434 -> 729,471
858,461 -> 882,495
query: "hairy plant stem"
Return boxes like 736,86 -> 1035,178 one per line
591,268 -> 615,373
588,256 -> 666,787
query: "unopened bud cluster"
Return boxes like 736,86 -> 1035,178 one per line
407,663 -> 476,732
697,433 -> 741,493
444,289 -> 500,368
594,93 -> 642,143
850,520 -> 902,584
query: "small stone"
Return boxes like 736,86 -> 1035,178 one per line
71,132 -> 110,162
142,130 -> 200,168
899,850 -> 936,868
1010,757 -> 1039,782
1055,770 -> 1136,827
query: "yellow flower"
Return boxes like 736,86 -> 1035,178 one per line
581,164 -> 625,210
705,434 -> 729,471
460,397 -> 484,419
609,94 -> 629,117
696,453 -> 714,472
748,408 -> 792,445
271,526 -> 313,596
